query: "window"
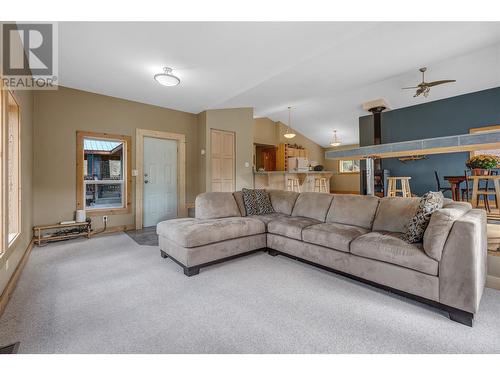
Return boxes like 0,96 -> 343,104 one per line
76,131 -> 131,215
339,159 -> 360,174
7,91 -> 21,247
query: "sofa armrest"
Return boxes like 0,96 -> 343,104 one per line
439,209 -> 487,313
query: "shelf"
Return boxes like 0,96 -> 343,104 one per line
34,222 -> 89,230
33,222 -> 92,245
84,180 -> 123,185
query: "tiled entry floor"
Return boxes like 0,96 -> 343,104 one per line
125,226 -> 158,246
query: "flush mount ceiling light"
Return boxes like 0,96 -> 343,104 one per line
283,106 -> 296,139
330,130 -> 342,147
154,67 -> 180,87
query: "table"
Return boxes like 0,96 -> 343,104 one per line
468,175 -> 500,210
444,176 -> 466,201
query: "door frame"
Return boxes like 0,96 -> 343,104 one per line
135,129 -> 186,229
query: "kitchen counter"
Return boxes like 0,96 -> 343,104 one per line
254,170 -> 333,192
254,170 -> 332,174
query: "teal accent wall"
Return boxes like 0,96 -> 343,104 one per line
359,86 -> 500,197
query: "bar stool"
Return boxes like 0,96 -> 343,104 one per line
314,177 -> 328,193
387,177 -> 412,197
286,178 -> 301,192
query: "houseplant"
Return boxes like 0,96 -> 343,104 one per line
466,154 -> 499,175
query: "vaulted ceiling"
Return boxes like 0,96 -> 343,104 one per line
58,22 -> 500,146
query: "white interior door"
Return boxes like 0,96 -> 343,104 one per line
143,137 -> 177,227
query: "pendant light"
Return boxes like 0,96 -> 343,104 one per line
283,106 -> 296,139
154,67 -> 181,86
330,130 -> 341,147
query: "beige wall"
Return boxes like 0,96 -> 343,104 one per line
324,144 -> 361,193
253,118 -> 325,167
33,87 -> 199,230
254,117 -> 278,146
199,108 -> 254,192
0,89 -> 34,295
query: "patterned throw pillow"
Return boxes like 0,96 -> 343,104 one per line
403,191 -> 444,244
242,188 -> 275,215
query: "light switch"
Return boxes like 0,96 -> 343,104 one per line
245,162 -> 250,168
132,169 -> 139,177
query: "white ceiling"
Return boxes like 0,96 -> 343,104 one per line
58,22 -> 500,147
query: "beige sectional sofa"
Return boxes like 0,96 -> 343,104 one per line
156,190 -> 487,326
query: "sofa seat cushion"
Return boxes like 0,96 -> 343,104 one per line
302,223 -> 369,253
248,213 -> 289,228
267,216 -> 321,240
156,217 -> 265,248
350,232 -> 438,276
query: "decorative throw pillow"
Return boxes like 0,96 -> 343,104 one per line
402,191 -> 444,244
242,188 -> 275,215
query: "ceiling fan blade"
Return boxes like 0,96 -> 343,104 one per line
426,80 -> 456,87
402,86 -> 419,90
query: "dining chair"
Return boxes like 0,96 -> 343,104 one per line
434,171 -> 452,194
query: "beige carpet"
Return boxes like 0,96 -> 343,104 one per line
1,233 -> 500,353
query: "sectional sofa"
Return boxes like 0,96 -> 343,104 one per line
156,190 -> 487,326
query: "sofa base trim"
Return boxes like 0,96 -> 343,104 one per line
160,248 -> 265,277
448,309 -> 474,326
267,249 -> 474,327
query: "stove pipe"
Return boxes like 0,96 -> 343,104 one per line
362,99 -> 389,170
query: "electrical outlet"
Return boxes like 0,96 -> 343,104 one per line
103,216 -> 108,223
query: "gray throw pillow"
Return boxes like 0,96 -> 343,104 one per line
242,188 -> 275,215
402,191 -> 444,244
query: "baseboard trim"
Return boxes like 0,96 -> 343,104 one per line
0,239 -> 35,318
486,275 -> 500,290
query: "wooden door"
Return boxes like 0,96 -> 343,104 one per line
262,148 -> 276,171
211,129 -> 235,192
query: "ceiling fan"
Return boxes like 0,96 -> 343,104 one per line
402,67 -> 456,97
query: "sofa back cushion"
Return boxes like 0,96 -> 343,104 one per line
291,192 -> 333,222
372,196 -> 420,233
195,192 -> 241,220
423,202 -> 471,261
267,190 -> 300,215
233,191 -> 247,216
326,194 -> 379,229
